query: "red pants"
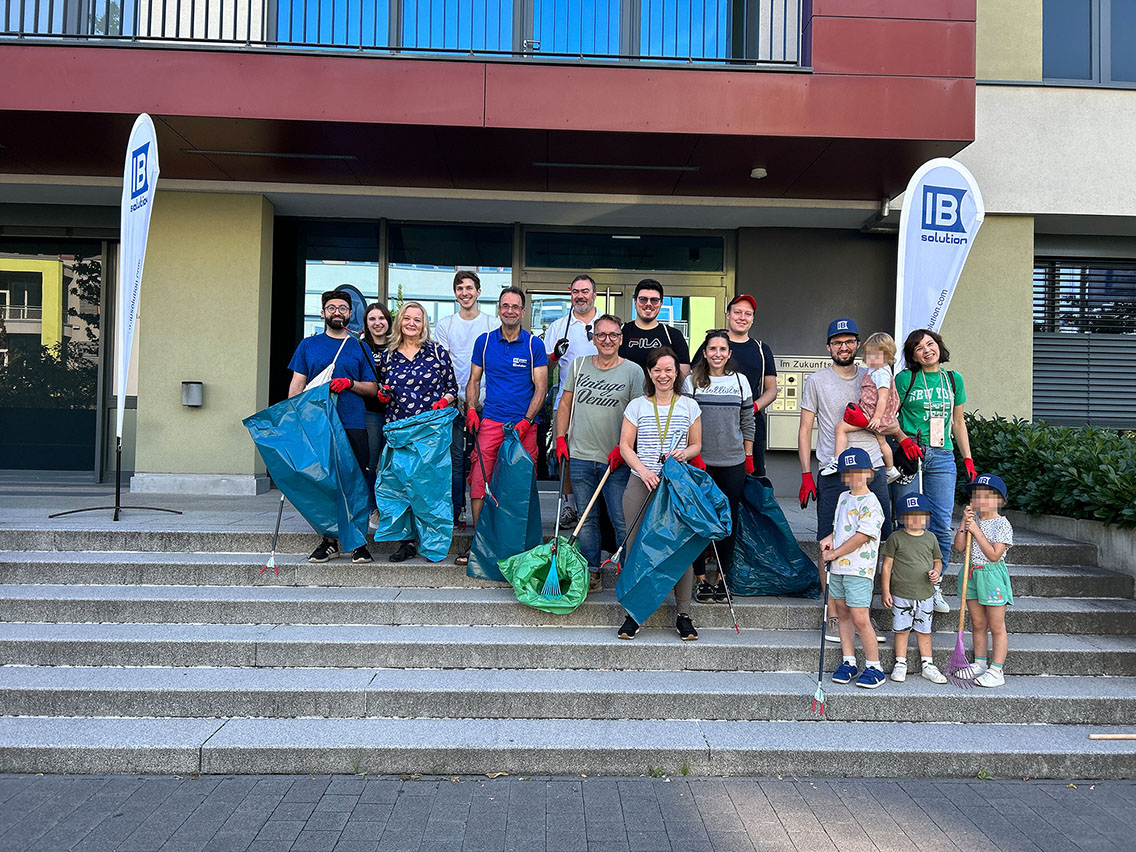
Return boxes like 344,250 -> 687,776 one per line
469,418 -> 538,499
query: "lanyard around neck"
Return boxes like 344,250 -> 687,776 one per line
652,395 -> 677,444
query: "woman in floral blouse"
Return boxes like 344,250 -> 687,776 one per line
375,301 -> 459,562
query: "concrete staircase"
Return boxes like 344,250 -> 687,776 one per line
1,521 -> 1135,779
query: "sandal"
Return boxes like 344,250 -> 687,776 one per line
454,550 -> 469,566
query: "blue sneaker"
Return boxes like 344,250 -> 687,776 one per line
831,662 -> 858,684
855,666 -> 886,689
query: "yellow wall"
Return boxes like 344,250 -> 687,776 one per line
134,192 -> 274,475
976,0 -> 1042,81
0,259 -> 63,348
941,215 -> 1034,421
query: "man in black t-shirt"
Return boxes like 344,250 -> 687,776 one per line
691,293 -> 778,476
619,279 -> 691,382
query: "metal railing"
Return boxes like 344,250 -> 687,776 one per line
3,0 -> 801,65
1,305 -> 44,320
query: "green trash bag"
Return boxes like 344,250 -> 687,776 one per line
498,536 -> 589,615
467,424 -> 543,582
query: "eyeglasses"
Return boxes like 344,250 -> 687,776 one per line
828,339 -> 859,349
324,305 -> 351,314
594,332 -> 621,341
585,324 -> 593,342
637,296 -> 662,305
704,328 -> 728,337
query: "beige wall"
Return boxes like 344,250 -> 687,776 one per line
134,192 -> 274,476
941,214 -> 1034,421
976,0 -> 1042,81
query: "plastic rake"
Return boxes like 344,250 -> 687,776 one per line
540,461 -> 568,599
259,493 -> 286,577
947,531 -> 979,689
810,561 -> 832,716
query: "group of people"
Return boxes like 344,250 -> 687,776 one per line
285,278 -> 1013,685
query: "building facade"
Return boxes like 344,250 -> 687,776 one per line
1,0 -> 1131,491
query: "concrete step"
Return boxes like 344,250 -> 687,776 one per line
2,552 -> 1130,598
3,622 -> 1133,675
3,584 -> 1132,635
3,666 -> 1133,726
1,715 -> 1133,778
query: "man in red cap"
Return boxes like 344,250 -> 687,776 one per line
691,293 -> 779,475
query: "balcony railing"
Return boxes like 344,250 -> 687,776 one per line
2,0 -> 801,65
1,305 -> 44,320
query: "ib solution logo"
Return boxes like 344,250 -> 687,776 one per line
921,185 -> 968,244
129,142 -> 150,211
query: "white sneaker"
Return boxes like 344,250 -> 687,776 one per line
885,466 -> 902,484
824,616 -> 840,643
921,662 -> 948,684
975,667 -> 1005,688
932,589 -> 950,614
971,659 -> 989,676
819,456 -> 839,476
890,660 -> 908,682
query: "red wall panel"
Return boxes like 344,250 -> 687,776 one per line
810,17 -> 975,77
808,0 -> 976,21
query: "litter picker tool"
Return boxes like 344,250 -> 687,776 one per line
540,461 -> 569,599
601,432 -> 680,575
472,426 -> 499,507
259,493 -> 287,577
709,539 -> 740,634
947,530 -> 978,688
810,560 -> 832,716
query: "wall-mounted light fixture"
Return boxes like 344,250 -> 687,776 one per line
749,168 -> 769,180
181,381 -> 204,408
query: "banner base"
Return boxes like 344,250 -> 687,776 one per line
47,442 -> 182,521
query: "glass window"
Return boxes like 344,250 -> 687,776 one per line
525,232 -> 724,272
387,224 -> 513,327
0,240 -> 104,470
301,223 -> 381,339
277,0 -> 392,47
1043,0 -> 1094,80
1033,260 -> 1136,334
402,0 -> 514,52
532,0 -> 620,55
1111,0 -> 1136,81
641,0 -> 731,60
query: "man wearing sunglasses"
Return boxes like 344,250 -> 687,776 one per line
619,279 -> 691,381
287,289 -> 379,564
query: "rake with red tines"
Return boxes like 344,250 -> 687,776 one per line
948,531 -> 979,689
810,561 -> 832,716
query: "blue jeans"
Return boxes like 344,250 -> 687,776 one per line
890,445 -> 957,565
569,459 -> 630,573
816,467 -> 893,542
365,411 -> 384,511
450,418 -> 471,517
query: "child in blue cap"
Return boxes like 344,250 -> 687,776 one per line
880,493 -> 948,684
952,473 -> 1014,687
820,447 -> 887,689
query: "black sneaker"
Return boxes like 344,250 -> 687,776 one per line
389,540 -> 417,562
352,545 -> 373,564
588,573 -> 603,593
694,579 -> 715,603
676,613 -> 698,641
308,538 -> 340,563
617,614 -> 640,640
714,578 -> 728,603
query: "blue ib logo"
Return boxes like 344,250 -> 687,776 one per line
922,185 -> 967,233
130,142 -> 150,200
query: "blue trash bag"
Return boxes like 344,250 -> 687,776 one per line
467,424 -> 543,582
730,475 -> 821,598
243,383 -> 370,553
373,406 -> 457,562
617,457 -> 731,625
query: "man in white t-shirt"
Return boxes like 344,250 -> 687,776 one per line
544,274 -> 599,525
434,270 -> 500,529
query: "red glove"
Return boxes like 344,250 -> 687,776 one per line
900,437 -> 924,462
753,401 -> 760,415
329,377 -> 352,394
608,446 -> 623,472
964,458 -> 977,481
843,402 -> 869,429
689,454 -> 706,470
431,398 -> 450,410
466,409 -> 480,433
799,472 -> 817,509
376,384 -> 393,404
555,436 -> 570,464
516,418 -> 534,441
745,456 -> 755,475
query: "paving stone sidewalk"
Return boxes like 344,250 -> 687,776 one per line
1,773 -> 1133,852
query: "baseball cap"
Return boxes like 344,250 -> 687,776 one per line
835,447 -> 873,472
968,473 -> 1007,499
728,294 -> 757,312
827,318 -> 859,341
898,493 -> 931,515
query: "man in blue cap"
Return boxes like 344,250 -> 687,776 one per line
799,318 -> 892,642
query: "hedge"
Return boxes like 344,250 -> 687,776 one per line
956,414 -> 1136,529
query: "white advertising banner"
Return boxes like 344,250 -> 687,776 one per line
115,114 -> 160,441
895,157 -> 984,351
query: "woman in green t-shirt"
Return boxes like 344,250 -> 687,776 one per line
891,329 -> 976,614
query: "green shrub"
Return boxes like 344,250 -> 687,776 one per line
956,415 -> 1136,528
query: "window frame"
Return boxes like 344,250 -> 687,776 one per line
1043,0 -> 1136,88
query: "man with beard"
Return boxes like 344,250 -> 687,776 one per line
288,289 -> 378,564
798,318 -> 891,643
544,274 -> 599,525
619,279 -> 691,382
